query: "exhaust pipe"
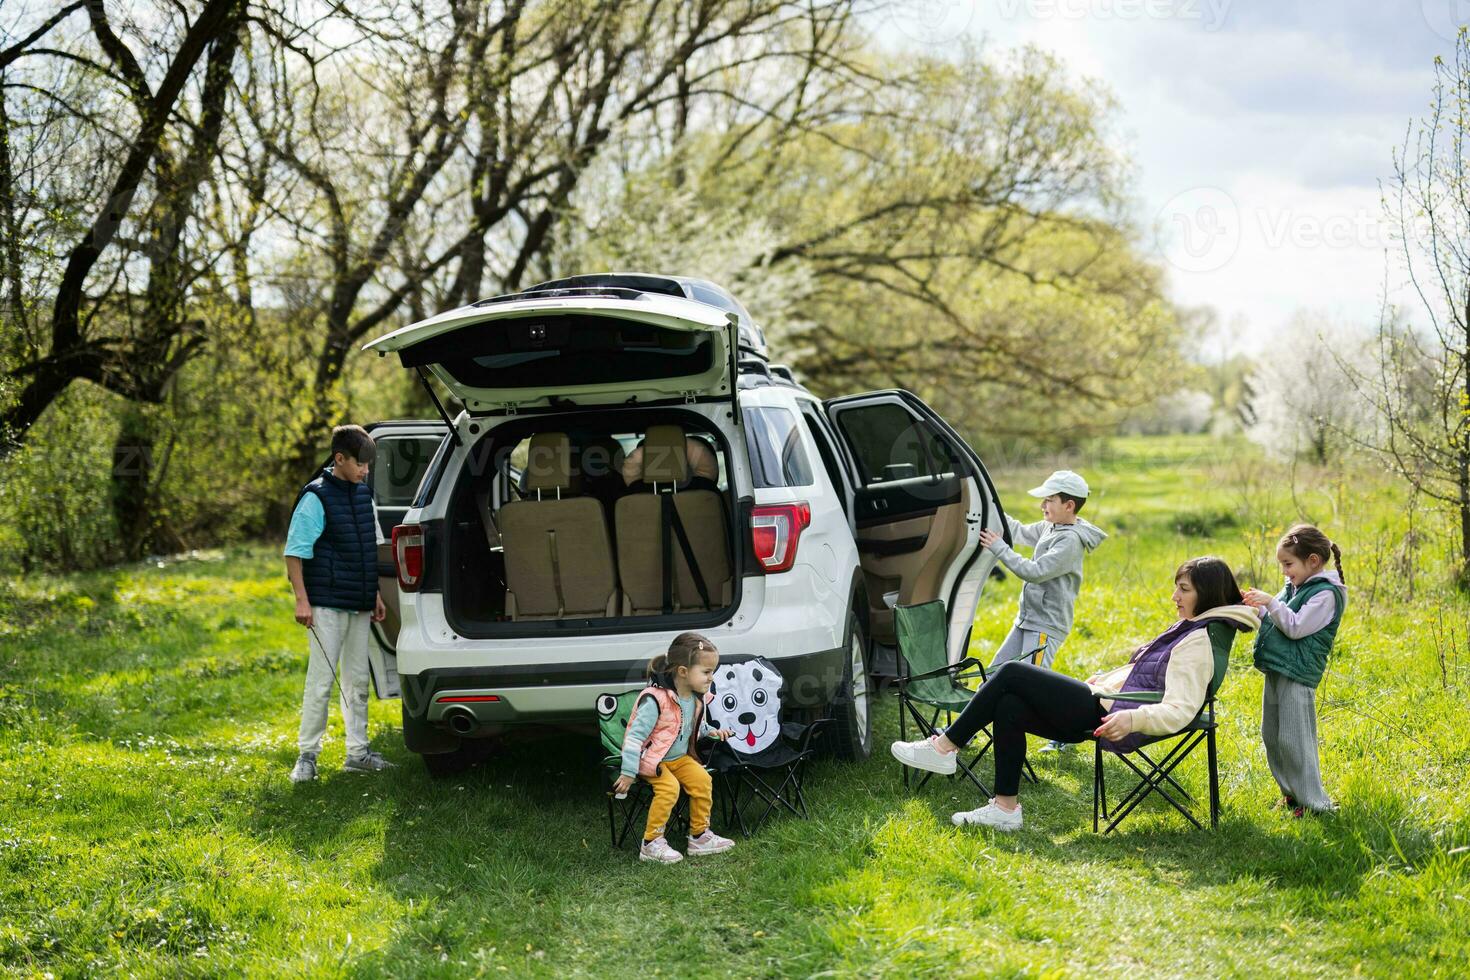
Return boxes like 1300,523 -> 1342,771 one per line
444,708 -> 477,735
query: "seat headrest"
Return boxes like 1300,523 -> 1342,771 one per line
633,425 -> 689,485
524,432 -> 575,494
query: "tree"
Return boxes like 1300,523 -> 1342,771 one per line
1360,28 -> 1470,587
1246,311 -> 1376,464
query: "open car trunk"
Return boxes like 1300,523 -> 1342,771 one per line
437,409 -> 747,638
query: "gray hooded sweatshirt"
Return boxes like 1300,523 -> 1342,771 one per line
987,515 -> 1108,637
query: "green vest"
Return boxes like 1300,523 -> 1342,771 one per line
1252,577 -> 1344,689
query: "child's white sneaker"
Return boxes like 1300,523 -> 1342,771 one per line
890,737 -> 957,775
686,829 -> 735,856
951,799 -> 1023,831
639,836 -> 684,864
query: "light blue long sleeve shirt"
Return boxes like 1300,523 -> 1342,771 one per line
620,692 -> 716,778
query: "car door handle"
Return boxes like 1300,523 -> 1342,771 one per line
872,498 -> 888,512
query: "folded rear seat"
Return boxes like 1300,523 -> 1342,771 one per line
615,425 -> 732,616
498,432 -> 618,620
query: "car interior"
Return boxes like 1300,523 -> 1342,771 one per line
442,416 -> 736,632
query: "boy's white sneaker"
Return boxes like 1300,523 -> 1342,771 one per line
344,750 -> 396,773
890,737 -> 958,775
952,800 -> 1023,831
686,829 -> 735,856
288,752 -> 318,783
639,836 -> 684,864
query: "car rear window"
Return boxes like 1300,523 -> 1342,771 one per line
743,406 -> 814,489
397,314 -> 715,390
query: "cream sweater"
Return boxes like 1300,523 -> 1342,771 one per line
1086,604 -> 1258,736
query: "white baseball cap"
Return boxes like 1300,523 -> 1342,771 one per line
1028,469 -> 1089,499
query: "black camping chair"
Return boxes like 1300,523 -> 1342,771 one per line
1091,620 -> 1245,833
705,657 -> 828,837
894,601 -> 1038,799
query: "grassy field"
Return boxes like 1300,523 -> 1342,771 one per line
2,435 -> 1468,977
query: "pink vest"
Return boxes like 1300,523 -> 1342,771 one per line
630,686 -> 712,778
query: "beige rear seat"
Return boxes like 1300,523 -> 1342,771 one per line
614,425 -> 732,615
498,432 -> 618,620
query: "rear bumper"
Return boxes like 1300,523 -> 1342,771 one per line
403,642 -> 848,729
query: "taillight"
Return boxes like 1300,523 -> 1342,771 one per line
750,502 -> 811,573
392,523 -> 424,592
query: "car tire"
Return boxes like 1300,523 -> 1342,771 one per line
827,610 -> 872,761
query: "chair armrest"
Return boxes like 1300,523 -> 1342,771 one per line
1096,690 -> 1163,704
901,656 -> 980,684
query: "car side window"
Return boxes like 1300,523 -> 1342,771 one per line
742,406 -> 815,489
834,403 -> 956,485
799,405 -> 852,507
373,436 -> 446,507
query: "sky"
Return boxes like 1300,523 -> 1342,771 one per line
870,0 -> 1462,351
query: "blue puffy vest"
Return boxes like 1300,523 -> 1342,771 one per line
297,468 -> 379,611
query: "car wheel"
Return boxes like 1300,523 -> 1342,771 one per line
828,610 -> 872,761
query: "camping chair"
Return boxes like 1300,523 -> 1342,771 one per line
705,657 -> 829,837
1091,620 -> 1245,834
894,601 -> 1037,799
594,689 -> 697,848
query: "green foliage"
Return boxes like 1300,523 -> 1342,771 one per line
0,437 -> 1466,976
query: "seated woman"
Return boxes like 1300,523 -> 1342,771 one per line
890,556 -> 1256,831
621,434 -> 721,493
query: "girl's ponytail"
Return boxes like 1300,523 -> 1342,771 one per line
1329,542 -> 1346,584
646,653 -> 669,679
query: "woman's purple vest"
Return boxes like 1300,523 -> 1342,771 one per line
1101,617 -> 1215,753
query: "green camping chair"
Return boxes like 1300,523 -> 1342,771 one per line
595,689 -> 696,848
1091,619 -> 1245,833
894,601 -> 1037,797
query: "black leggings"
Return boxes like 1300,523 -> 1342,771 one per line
943,661 -> 1105,796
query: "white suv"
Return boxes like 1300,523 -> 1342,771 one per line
359,273 -> 1010,774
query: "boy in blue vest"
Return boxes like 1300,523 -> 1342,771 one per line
285,424 -> 395,783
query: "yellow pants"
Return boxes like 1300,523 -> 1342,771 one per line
643,754 -> 712,842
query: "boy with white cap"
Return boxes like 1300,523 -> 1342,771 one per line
978,469 -> 1107,751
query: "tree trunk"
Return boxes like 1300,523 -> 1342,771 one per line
110,406 -> 158,561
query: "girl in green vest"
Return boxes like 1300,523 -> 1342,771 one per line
1243,524 -> 1347,816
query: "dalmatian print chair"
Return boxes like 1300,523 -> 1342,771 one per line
705,657 -> 829,836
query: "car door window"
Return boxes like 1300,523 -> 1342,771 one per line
833,402 -> 956,485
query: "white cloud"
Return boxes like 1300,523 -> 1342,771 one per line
869,1 -> 1450,343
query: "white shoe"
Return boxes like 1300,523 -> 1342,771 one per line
639,836 -> 684,864
951,799 -> 1023,831
686,829 -> 735,856
890,737 -> 958,775
288,752 -> 318,783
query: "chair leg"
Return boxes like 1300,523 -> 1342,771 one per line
1207,727 -> 1220,828
900,693 -> 909,790
1102,734 -> 1206,834
1093,740 -> 1105,832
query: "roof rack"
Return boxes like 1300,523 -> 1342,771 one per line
470,286 -> 651,307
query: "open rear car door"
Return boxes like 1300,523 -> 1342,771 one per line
823,391 -> 1007,664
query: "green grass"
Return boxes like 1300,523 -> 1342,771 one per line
3,435 -> 1469,977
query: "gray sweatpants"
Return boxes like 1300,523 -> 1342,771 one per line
989,624 -> 1066,672
1260,671 -> 1333,811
